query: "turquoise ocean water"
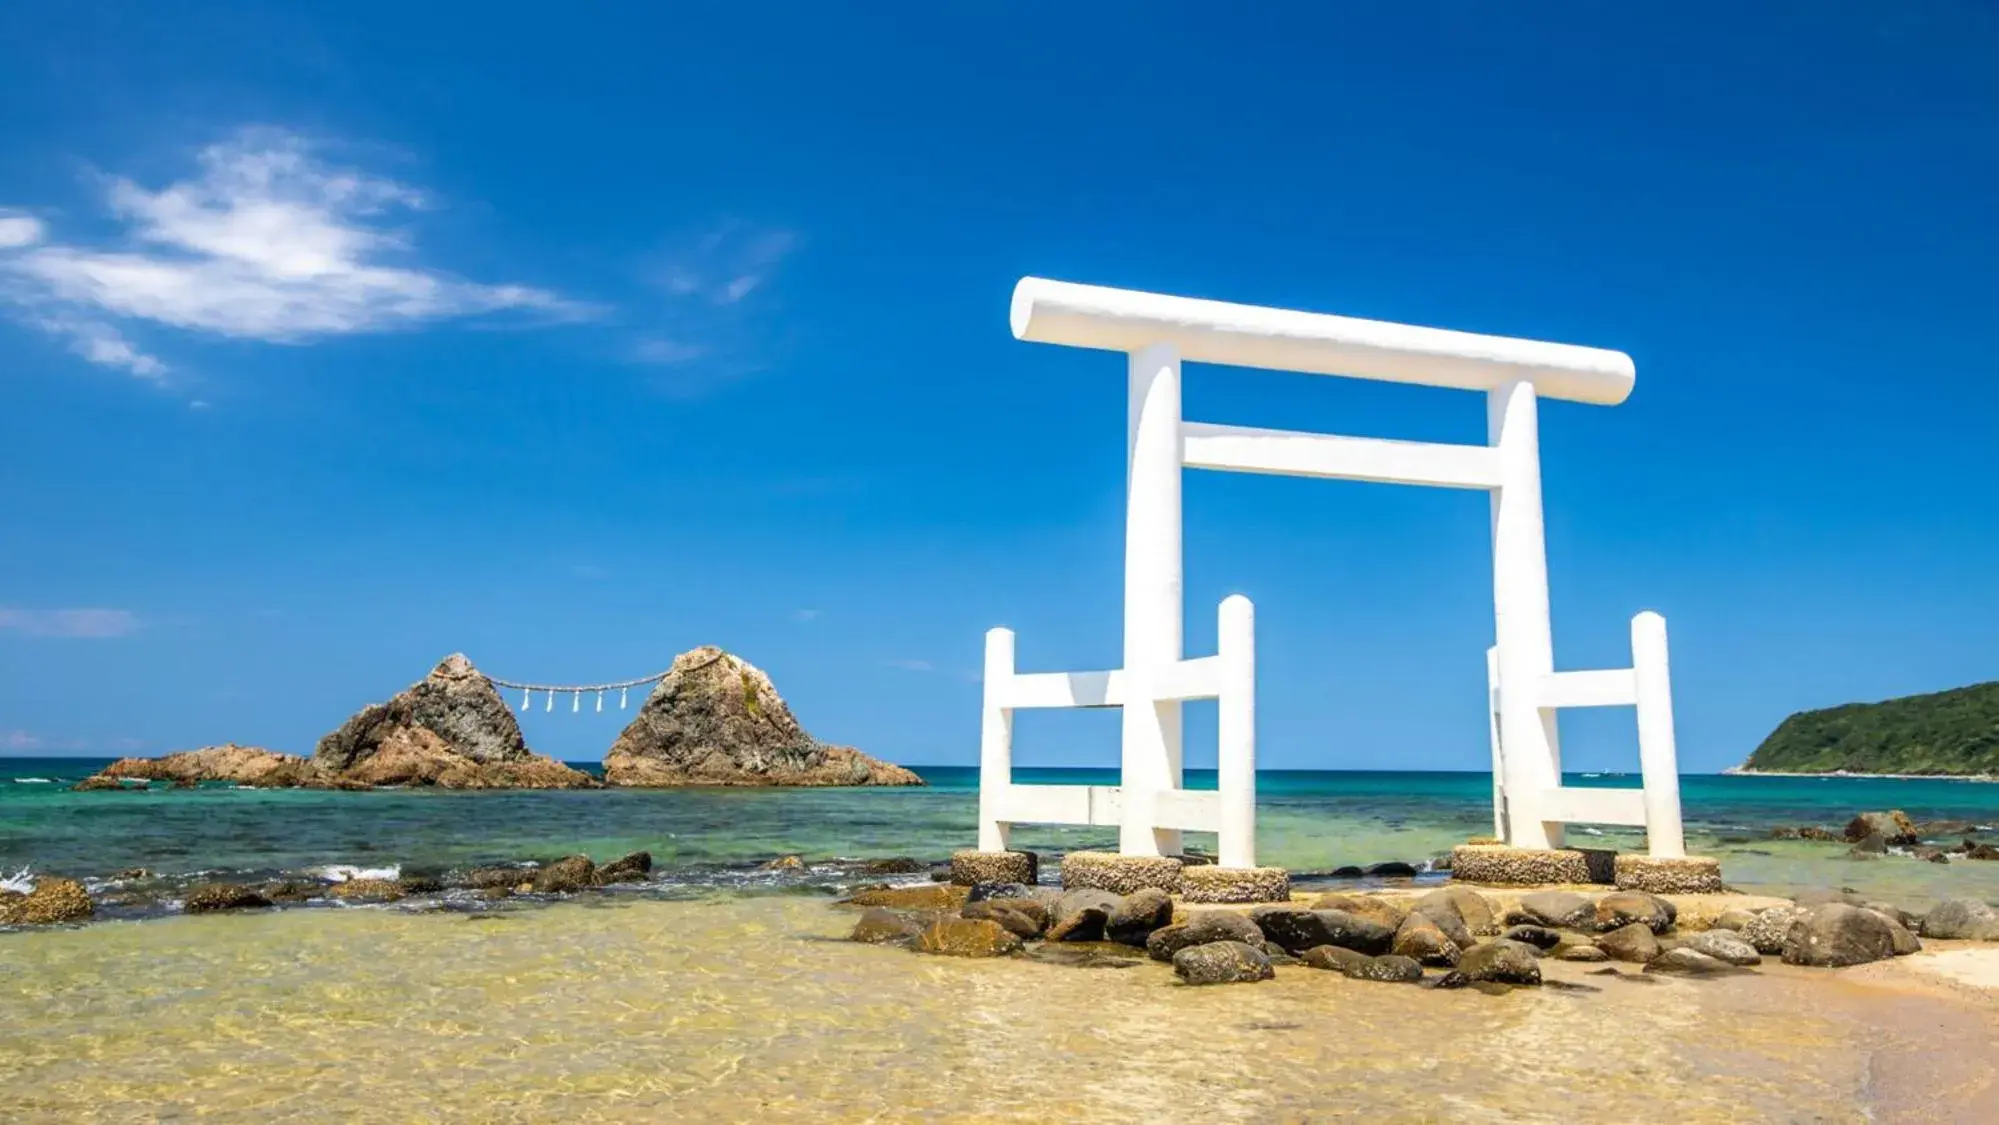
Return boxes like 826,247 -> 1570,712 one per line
4,759 -> 1997,911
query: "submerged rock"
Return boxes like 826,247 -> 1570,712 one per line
183,883 -> 272,913
961,898 -> 1048,939
1172,940 -> 1274,985
1342,953 -> 1425,983
843,884 -> 967,911
603,647 -> 922,788
917,917 -> 1022,957
531,856 -> 597,894
1646,948 -> 1739,976
595,851 -> 653,885
850,908 -> 925,945
327,879 -> 404,903
0,878 -> 93,925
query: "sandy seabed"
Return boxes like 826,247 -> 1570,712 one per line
3,895 -> 1997,1123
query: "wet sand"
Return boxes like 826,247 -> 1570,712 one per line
4,895 -> 1997,1123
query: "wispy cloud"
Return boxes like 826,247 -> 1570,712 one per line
2,730 -> 43,751
631,219 -> 797,396
884,658 -> 935,673
0,128 -> 588,380
0,607 -> 141,638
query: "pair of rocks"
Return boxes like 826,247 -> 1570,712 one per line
1508,890 -> 1675,935
1044,887 -> 1175,945
1298,944 -> 1425,983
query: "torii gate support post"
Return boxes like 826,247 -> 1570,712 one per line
1122,342 -> 1186,858
1488,378 -> 1565,850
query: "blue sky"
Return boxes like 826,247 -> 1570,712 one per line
2,3 -> 1995,773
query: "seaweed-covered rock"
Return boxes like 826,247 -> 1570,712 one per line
1922,898 -> 1999,940
843,884 -> 968,911
594,851 -> 653,885
183,883 -> 272,913
531,855 -> 597,893
327,878 -> 404,903
1172,941 -> 1274,985
1300,944 -> 1373,973
603,647 -> 922,787
916,917 -> 1022,957
0,878 -> 93,925
1781,904 -> 1898,967
1146,911 -> 1264,963
851,908 -> 925,945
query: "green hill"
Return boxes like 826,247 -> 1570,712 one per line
1741,680 -> 1999,776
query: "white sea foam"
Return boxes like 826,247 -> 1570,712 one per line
314,864 -> 400,883
1,867 -> 34,894
11,777 -> 56,784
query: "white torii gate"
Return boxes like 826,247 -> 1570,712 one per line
976,277 -> 1686,869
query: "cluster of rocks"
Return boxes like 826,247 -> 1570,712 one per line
1770,809 -> 1998,863
841,878 -> 1999,988
0,878 -> 94,926
73,647 -> 921,793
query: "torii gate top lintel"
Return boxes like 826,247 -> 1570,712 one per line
1010,276 -> 1637,407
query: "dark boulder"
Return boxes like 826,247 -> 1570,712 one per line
1048,889 -> 1120,942
1454,939 -> 1542,985
1500,925 -> 1562,952
1843,811 -> 1918,847
1310,893 -> 1407,931
1364,861 -> 1419,878
1300,945 -> 1373,973
966,881 -> 1034,903
1645,948 -> 1739,976
1146,910 -> 1263,963
1250,905 -> 1393,955
1104,887 -> 1173,946
1392,913 -> 1462,967
1514,890 -> 1595,929
1596,923 -> 1661,963
961,899 -> 1047,940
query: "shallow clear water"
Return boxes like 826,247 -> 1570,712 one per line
5,760 -> 1999,913
3,895 -> 1995,1122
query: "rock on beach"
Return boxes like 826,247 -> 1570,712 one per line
1172,941 -> 1275,985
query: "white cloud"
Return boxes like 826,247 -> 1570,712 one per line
2,730 -> 44,751
0,214 -> 43,248
630,220 -> 796,390
0,128 -> 586,377
0,607 -> 141,638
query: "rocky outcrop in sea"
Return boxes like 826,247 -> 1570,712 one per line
603,646 -> 922,787
78,654 -> 595,791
